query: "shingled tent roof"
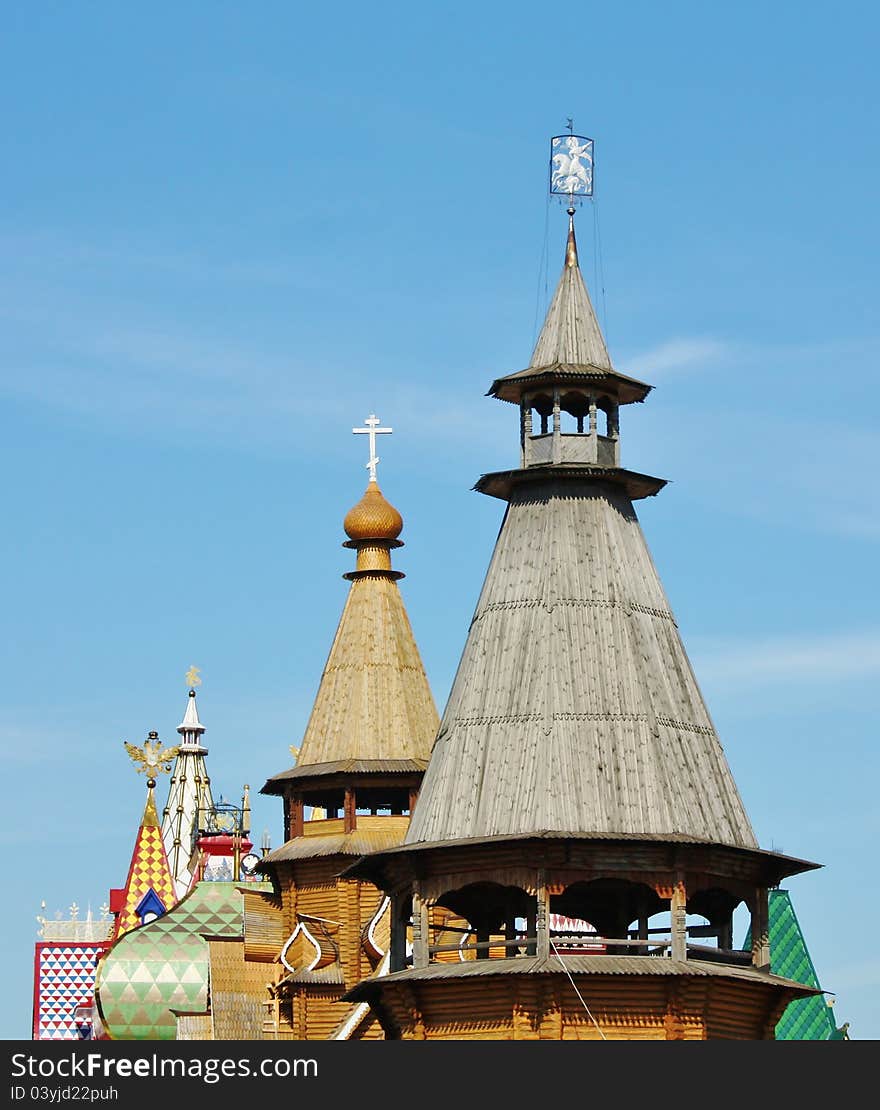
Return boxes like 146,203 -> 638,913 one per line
406,218 -> 757,852
263,481 -> 438,786
488,215 -> 651,405
531,215 -> 612,371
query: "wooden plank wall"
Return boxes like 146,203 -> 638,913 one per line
378,975 -> 780,1040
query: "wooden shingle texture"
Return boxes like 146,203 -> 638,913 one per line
407,479 -> 757,849
292,574 -> 438,768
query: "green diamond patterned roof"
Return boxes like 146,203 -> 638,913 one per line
745,888 -> 847,1040
96,881 -> 268,1040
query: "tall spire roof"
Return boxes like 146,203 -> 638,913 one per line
488,209 -> 651,406
114,777 -> 177,937
529,209 -> 612,372
177,687 -> 206,746
287,481 -> 437,771
405,217 -> 757,851
162,687 -> 214,898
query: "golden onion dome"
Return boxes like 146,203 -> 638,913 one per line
343,482 -> 403,542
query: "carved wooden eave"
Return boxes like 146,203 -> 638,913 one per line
489,363 -> 652,407
261,760 -> 428,795
475,467 -> 667,502
341,833 -> 820,896
344,952 -> 819,1001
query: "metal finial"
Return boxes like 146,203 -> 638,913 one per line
185,665 -> 202,689
565,209 -> 579,269
352,413 -> 393,484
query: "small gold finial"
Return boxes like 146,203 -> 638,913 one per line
565,207 -> 579,269
185,665 -> 202,689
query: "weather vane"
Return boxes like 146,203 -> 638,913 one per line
124,731 -> 180,787
352,413 -> 392,483
185,664 -> 202,689
550,124 -> 594,206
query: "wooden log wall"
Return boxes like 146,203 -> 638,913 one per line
377,974 -> 784,1040
242,889 -> 285,962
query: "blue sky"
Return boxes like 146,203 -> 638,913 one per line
2,2 -> 878,1039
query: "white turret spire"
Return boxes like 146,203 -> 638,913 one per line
160,676 -> 215,898
177,687 -> 207,749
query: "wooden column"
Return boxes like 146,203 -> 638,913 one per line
637,896 -> 649,942
588,394 -> 598,434
343,787 -> 356,834
390,891 -> 409,972
289,795 -> 304,839
536,870 -> 550,960
663,983 -> 685,1040
671,874 -> 687,962
719,914 -> 733,951
525,907 -> 537,957
552,389 -> 562,463
751,887 -> 770,969
505,907 -> 519,957
609,402 -> 620,463
338,878 -> 361,986
407,788 -> 419,815
401,985 -> 426,1040
411,884 -> 430,969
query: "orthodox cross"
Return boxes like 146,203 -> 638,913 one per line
185,664 -> 201,689
353,413 -> 392,483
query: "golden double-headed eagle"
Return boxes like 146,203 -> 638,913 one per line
124,737 -> 180,778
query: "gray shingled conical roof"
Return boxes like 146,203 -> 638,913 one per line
406,218 -> 757,852
405,479 -> 757,849
529,215 -> 612,371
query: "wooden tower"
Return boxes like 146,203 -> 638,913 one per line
343,213 -> 821,1039
250,460 -> 440,1039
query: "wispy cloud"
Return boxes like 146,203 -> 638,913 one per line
627,337 -> 728,378
692,630 -> 880,687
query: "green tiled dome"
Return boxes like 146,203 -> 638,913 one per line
96,881 -> 268,1040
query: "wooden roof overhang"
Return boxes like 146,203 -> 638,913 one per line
343,952 -> 820,1004
474,466 -> 668,502
261,758 -> 429,796
488,363 -> 653,407
259,825 -> 412,866
341,832 -> 820,896
276,966 -> 345,987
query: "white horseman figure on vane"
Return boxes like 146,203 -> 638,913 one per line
550,132 -> 594,199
